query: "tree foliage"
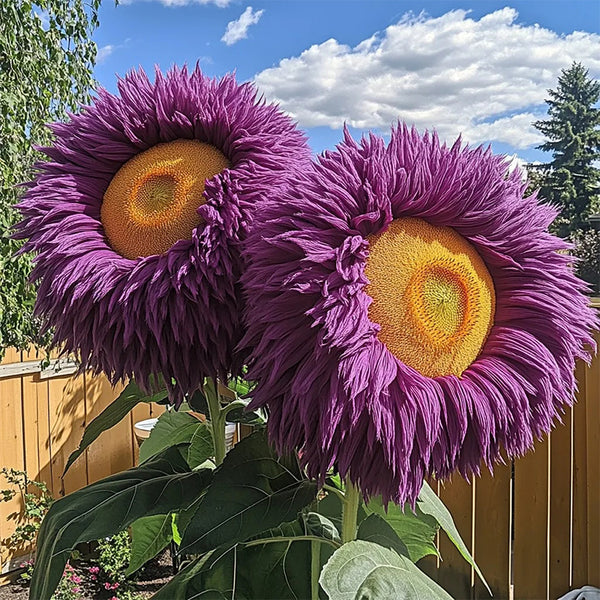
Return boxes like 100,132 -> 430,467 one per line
571,228 -> 600,295
0,0 -> 102,355
531,62 -> 600,238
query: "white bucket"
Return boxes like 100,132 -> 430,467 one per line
133,417 -> 159,445
133,417 -> 237,453
225,422 -> 237,450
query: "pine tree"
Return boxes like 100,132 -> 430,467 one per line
532,62 -> 600,238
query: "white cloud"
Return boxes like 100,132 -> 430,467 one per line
97,44 -> 115,64
221,6 -> 264,46
506,154 -> 529,181
254,8 -> 600,149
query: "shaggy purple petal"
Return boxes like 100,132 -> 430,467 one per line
242,125 -> 598,505
15,65 -> 310,404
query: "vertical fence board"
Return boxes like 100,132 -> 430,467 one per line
84,375 -> 132,484
21,374 -> 41,486
47,374 -> 87,497
585,341 -> 600,586
22,373 -> 52,494
474,461 -> 511,600
437,475 -> 474,600
572,360 -> 588,588
0,350 -> 25,570
20,348 -> 42,482
514,437 -> 549,600
0,348 -> 21,365
150,402 -> 166,419
549,411 -> 573,599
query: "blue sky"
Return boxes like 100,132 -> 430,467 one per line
93,0 -> 600,166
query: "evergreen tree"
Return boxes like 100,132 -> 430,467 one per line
532,62 -> 600,238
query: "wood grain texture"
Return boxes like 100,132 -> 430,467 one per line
473,461 -> 511,600
549,412 -> 573,599
0,352 -> 24,569
513,437 -> 550,600
572,360 -> 589,588
437,474 -> 474,600
585,336 -> 600,586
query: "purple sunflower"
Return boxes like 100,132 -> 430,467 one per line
242,126 -> 598,505
15,65 -> 310,404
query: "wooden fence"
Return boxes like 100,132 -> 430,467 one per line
0,347 -> 164,578
0,319 -> 598,598
421,322 -> 600,600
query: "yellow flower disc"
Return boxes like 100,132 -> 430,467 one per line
364,217 -> 495,378
101,139 -> 230,259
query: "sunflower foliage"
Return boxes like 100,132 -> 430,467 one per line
29,378 -> 487,600
0,0 -> 102,357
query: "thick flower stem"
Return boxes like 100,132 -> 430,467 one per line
311,540 -> 320,600
341,479 -> 361,544
204,377 -> 226,466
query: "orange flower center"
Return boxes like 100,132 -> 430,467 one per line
364,217 -> 495,378
101,139 -> 230,259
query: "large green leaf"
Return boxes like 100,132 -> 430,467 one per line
151,546 -> 239,600
127,514 -> 173,576
31,447 -> 212,600
64,380 -> 168,475
365,496 -> 438,562
357,513 -> 410,559
154,530 -> 315,600
222,402 -> 266,426
186,421 -> 215,469
139,411 -> 204,463
417,481 -> 490,594
180,431 -> 318,554
319,540 -> 453,600
304,512 -> 341,543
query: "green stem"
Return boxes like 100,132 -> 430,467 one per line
322,483 -> 346,503
341,479 -> 360,544
220,399 -> 246,419
311,540 -> 320,600
204,377 -> 226,466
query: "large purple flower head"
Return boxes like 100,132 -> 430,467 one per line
242,125 -> 598,505
15,65 -> 310,404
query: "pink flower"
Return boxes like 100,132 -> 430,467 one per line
72,587 -> 80,594
104,582 -> 112,590
88,566 -> 100,574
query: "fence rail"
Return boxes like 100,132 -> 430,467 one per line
0,314 -> 598,598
